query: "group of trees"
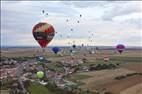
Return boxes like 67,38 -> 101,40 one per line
89,64 -> 117,71
45,80 -> 97,94
115,72 -> 142,80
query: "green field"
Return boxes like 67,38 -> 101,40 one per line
67,74 -> 92,81
28,82 -> 56,94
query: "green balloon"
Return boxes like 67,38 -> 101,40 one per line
36,71 -> 44,79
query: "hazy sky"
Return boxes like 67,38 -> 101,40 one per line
1,1 -> 142,47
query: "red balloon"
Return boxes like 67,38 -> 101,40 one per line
32,22 -> 55,48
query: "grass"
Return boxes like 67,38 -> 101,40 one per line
110,56 -> 142,63
83,56 -> 142,66
81,60 -> 121,67
0,90 -> 9,94
46,63 -> 64,72
28,82 -> 54,94
68,74 -> 92,81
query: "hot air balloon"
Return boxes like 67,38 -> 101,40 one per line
52,47 -> 60,54
72,44 -> 76,49
32,22 -> 55,48
42,10 -> 45,14
66,19 -> 69,22
36,71 -> 44,79
71,28 -> 73,31
116,44 -> 125,54
82,44 -> 84,47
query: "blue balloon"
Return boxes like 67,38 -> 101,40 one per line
52,47 -> 60,54
72,44 -> 76,49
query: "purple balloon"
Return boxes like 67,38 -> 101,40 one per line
116,44 -> 125,54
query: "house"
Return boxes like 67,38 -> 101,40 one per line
0,68 -> 17,79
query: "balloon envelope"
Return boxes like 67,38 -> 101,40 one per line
52,47 -> 60,54
72,44 -> 76,49
116,44 -> 125,53
36,71 -> 44,79
33,22 -> 55,48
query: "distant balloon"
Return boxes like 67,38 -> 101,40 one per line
80,14 -> 82,17
36,71 -> 44,79
70,49 -> 73,53
52,47 -> 60,54
116,44 -> 125,54
82,44 -> 84,47
42,10 -> 45,14
60,34 -> 63,38
32,22 -> 55,48
71,28 -> 73,31
72,44 -> 76,49
46,13 -> 48,15
96,47 -> 99,50
77,21 -> 80,23
66,19 -> 69,22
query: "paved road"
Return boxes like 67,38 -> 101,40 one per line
16,62 -> 28,94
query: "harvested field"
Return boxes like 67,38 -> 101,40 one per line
78,68 -> 135,89
77,63 -> 142,94
120,63 -> 142,72
98,75 -> 142,94
120,83 -> 142,94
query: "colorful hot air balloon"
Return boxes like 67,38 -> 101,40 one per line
52,47 -> 60,54
36,71 -> 44,79
32,22 -> 55,48
116,44 -> 125,54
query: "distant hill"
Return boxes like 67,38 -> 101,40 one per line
1,45 -> 142,50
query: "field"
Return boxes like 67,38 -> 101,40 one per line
1,47 -> 142,94
28,83 -> 53,94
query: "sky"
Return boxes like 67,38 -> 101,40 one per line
1,1 -> 142,47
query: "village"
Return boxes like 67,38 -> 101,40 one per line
0,50 -> 120,94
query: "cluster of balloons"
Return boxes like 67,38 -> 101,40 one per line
32,11 -> 126,79
65,14 -> 82,47
42,10 -> 48,16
